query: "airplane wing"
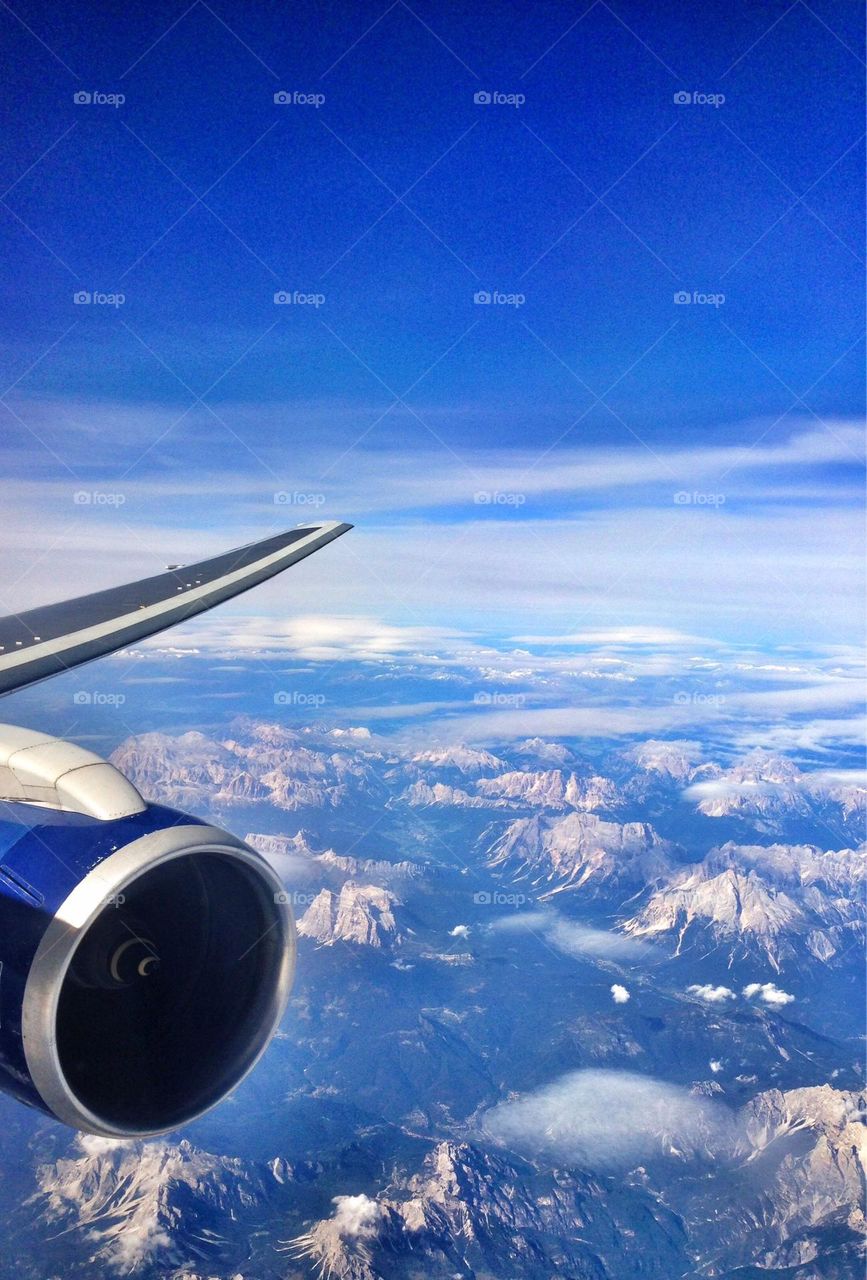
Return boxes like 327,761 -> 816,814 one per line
0,520 -> 352,696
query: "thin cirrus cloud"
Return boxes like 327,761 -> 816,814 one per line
490,911 -> 649,963
3,398 -> 862,510
0,402 -> 861,648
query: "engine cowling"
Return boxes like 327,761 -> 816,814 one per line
0,729 -> 295,1137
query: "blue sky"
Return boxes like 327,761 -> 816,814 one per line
0,0 -> 863,652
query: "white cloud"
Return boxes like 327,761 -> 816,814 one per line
611,984 -> 631,1004
510,626 -> 715,648
330,1194 -> 385,1239
162,613 -> 469,663
687,984 -> 736,1004
1,412 -> 863,652
77,1134 -> 131,1156
491,912 -> 648,963
449,924 -> 470,939
481,1069 -> 739,1168
743,982 -> 795,1007
709,1060 -> 723,1074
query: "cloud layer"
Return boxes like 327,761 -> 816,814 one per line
481,1069 -> 739,1168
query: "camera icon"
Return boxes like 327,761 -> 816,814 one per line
73,91 -> 92,104
674,491 -> 691,505
73,290 -> 91,305
274,290 -> 290,304
73,490 -> 91,504
673,290 -> 691,305
473,891 -> 492,905
673,691 -> 691,705
273,91 -> 291,104
473,91 -> 492,105
274,491 -> 290,504
473,290 -> 491,304
273,890 -> 291,904
73,690 -> 92,704
673,91 -> 691,105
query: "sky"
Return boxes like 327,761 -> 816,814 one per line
0,0 -> 863,656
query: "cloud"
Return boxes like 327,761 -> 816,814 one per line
611,984 -> 631,1004
329,1194 -> 385,1239
709,1060 -> 723,1074
162,613 -> 469,663
449,924 -> 471,939
687,984 -> 736,1004
1,411 -> 863,653
510,626 -> 715,648
77,1134 -> 131,1156
481,1069 -> 738,1168
491,912 -> 648,963
743,982 -> 795,1007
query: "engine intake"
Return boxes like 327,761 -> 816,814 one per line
0,738 -> 295,1138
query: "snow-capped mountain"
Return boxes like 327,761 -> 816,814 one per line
245,831 -> 425,886
624,841 -> 866,969
684,753 -> 866,836
32,1137 -> 288,1274
292,1139 -> 687,1280
476,768 -> 621,810
2,719 -> 859,1280
297,883 -> 404,948
485,810 -> 677,897
111,724 -> 383,813
410,745 -> 505,775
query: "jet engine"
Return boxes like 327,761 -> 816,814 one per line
0,725 -> 295,1137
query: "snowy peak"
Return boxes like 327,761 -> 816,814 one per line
297,882 -> 403,947
34,1137 -> 280,1273
485,811 -> 676,897
110,723 -> 381,812
626,738 -> 706,783
624,841 -> 866,968
410,744 -> 505,774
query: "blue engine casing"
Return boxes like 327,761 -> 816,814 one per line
0,799 -> 295,1136
0,801 -> 204,1117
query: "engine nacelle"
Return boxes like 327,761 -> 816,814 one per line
0,727 -> 295,1137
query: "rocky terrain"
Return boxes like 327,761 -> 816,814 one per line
296,883 -> 404,948
624,840 -> 866,970
0,718 -> 860,1279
